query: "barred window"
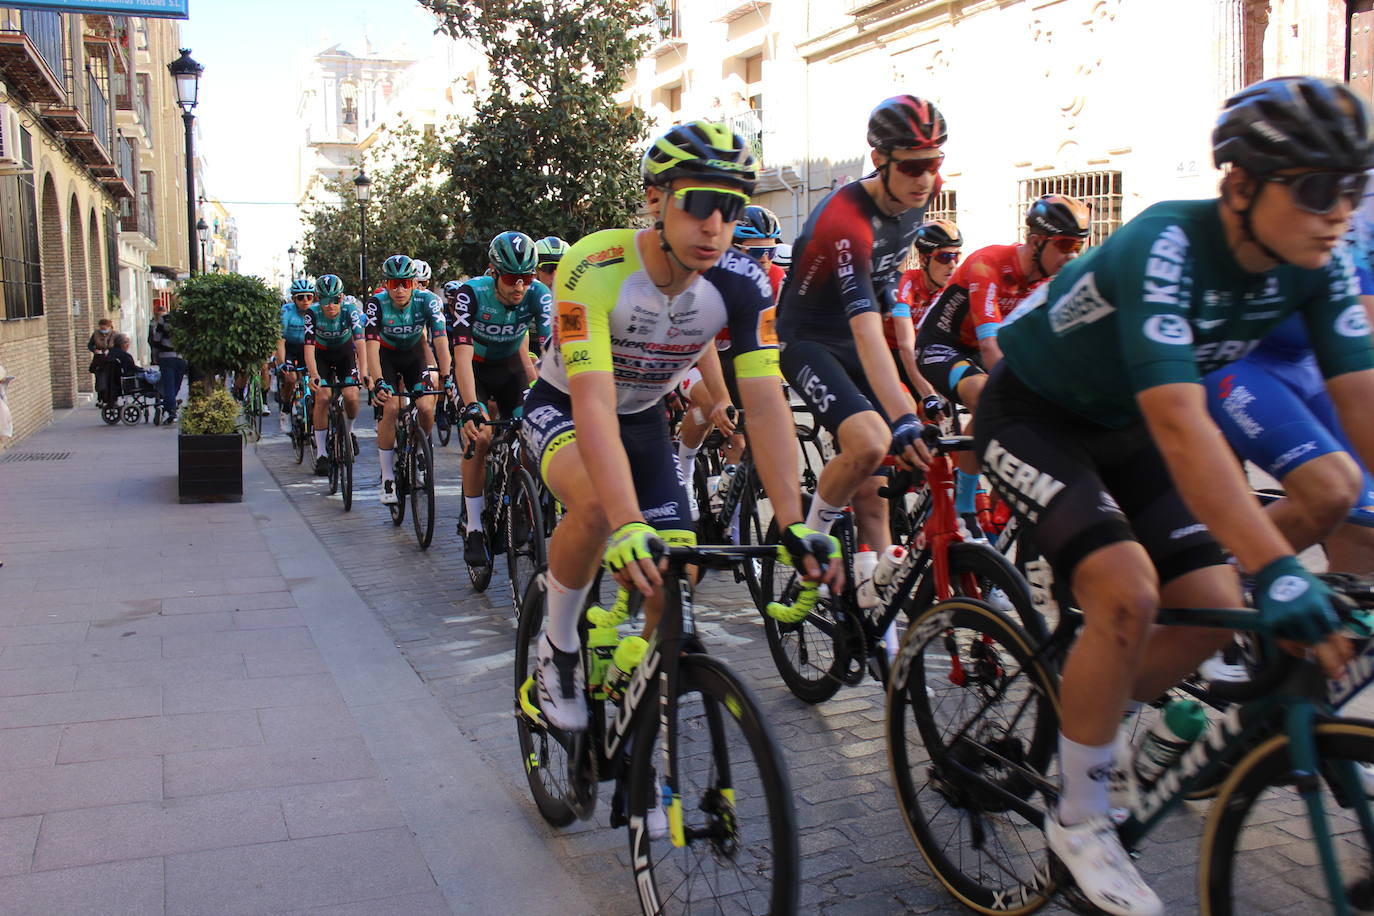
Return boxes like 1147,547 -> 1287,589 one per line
1016,171 -> 1123,248
923,188 -> 956,224
1,127 -> 40,320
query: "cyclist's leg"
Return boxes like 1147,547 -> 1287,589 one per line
782,340 -> 888,536
1299,373 -> 1374,572
461,364 -> 498,532
923,343 -> 988,513
375,349 -> 406,483
1207,355 -> 1361,557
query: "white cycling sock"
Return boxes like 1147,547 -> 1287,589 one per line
344,414 -> 354,435
804,493 -> 845,536
676,441 -> 701,479
464,495 -> 484,532
545,573 -> 592,653
1057,733 -> 1115,826
313,430 -> 327,455
379,448 -> 395,481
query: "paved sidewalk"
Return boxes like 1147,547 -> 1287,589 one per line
0,407 -> 596,915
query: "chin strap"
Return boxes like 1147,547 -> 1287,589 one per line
1235,183 -> 1289,266
1028,238 -> 1050,283
654,220 -> 696,287
877,162 -> 902,209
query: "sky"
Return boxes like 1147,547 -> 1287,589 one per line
182,0 -> 439,280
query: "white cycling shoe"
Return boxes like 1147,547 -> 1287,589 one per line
535,635 -> 588,731
379,479 -> 398,505
1046,813 -> 1162,916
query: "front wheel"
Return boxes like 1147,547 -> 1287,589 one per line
410,431 -> 435,550
1201,720 -> 1374,915
436,401 -> 452,447
292,412 -> 306,464
513,572 -> 578,827
122,405 -> 142,426
506,468 -> 546,617
101,405 -> 120,425
627,652 -> 799,915
887,597 -> 1060,916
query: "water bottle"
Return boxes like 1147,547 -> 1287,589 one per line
1133,699 -> 1206,790
872,544 -> 908,601
604,636 -> 649,704
854,547 -> 878,610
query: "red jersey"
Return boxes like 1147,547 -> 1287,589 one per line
884,268 -> 942,348
918,244 -> 1043,350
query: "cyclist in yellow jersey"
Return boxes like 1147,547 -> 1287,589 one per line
522,121 -> 842,731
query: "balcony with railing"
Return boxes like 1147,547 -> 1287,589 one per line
648,1 -> 686,58
726,108 -> 763,165
0,9 -> 67,105
100,133 -> 134,200
121,169 -> 156,244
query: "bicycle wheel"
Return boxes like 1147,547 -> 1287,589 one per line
506,467 -> 546,617
627,652 -> 798,915
757,511 -> 852,704
1201,720 -> 1374,915
327,421 -> 341,496
796,424 -> 827,495
411,431 -> 435,549
888,597 -> 1060,916
389,442 -> 407,527
513,572 -> 578,827
436,401 -> 452,447
904,540 -> 1043,640
292,412 -> 305,464
736,466 -> 769,607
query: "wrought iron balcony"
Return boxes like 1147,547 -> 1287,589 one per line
0,9 -> 66,105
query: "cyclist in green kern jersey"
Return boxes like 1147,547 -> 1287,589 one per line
454,231 -> 552,565
302,276 -> 367,475
522,120 -> 841,732
365,254 -> 453,505
974,77 -> 1374,915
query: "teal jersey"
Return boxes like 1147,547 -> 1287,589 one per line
363,288 -> 446,349
448,276 -> 551,360
303,302 -> 364,351
280,302 -> 309,345
998,199 -> 1374,429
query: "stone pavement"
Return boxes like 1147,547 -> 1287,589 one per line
0,406 -> 596,915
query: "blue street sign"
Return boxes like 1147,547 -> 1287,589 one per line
14,1 -> 188,19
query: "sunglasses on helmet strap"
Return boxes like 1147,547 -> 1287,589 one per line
889,153 -> 944,177
498,272 -> 536,286
385,278 -> 415,290
931,251 -> 960,265
1047,237 -> 1086,254
671,187 -> 751,223
1264,171 -> 1370,215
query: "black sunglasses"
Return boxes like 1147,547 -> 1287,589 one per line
672,187 -> 750,223
1265,171 -> 1369,215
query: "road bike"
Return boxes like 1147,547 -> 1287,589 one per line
757,427 -> 1036,703
459,415 -> 545,611
514,543 -> 799,914
321,374 -> 362,512
385,384 -> 443,549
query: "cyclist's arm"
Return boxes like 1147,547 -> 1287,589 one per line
891,310 -> 934,398
735,375 -> 802,529
516,331 -> 538,384
694,343 -> 729,408
454,344 -> 478,406
968,264 -> 1005,370
1138,383 -> 1290,573
425,295 -> 451,382
303,345 -> 320,385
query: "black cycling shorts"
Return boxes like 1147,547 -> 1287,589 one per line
283,341 -> 307,371
377,342 -> 429,393
313,347 -> 356,386
780,339 -> 887,438
973,362 -> 1225,588
522,380 -> 694,536
917,341 -> 985,405
472,355 -> 529,418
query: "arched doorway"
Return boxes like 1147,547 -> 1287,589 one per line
40,175 -> 72,408
68,194 -> 90,393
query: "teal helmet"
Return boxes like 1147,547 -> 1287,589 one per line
534,236 -> 569,267
488,231 -> 538,274
382,254 -> 416,280
315,274 -> 344,303
641,120 -> 757,194
289,277 -> 314,297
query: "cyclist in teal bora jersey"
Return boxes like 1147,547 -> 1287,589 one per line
975,77 -> 1374,915
365,254 -> 452,505
277,277 -> 315,434
454,231 -> 551,565
303,276 -> 367,475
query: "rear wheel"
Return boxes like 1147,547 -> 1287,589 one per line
101,406 -> 120,425
506,468 -> 545,617
436,399 -> 452,447
513,573 -> 577,827
411,430 -> 435,549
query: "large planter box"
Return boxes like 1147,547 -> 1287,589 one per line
178,433 -> 243,503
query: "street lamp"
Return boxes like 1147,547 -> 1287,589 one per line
196,218 -> 209,277
287,244 -> 298,279
353,170 -> 372,296
167,49 -> 204,276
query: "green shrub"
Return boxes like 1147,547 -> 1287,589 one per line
171,272 -> 280,381
179,386 -> 241,436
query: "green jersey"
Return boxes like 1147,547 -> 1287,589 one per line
363,288 -> 446,350
449,275 -> 551,360
999,199 -> 1374,428
303,301 -> 364,352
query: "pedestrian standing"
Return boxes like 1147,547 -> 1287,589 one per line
88,318 -> 117,406
148,302 -> 185,423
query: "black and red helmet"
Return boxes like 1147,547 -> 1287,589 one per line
867,95 -> 947,151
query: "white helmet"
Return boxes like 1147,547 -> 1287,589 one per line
412,259 -> 432,283
773,243 -> 793,269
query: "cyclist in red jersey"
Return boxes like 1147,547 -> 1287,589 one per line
917,195 -> 1089,529
889,219 -> 962,416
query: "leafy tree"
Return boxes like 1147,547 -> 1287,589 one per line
299,124 -> 466,294
171,272 -> 280,385
422,0 -> 654,275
